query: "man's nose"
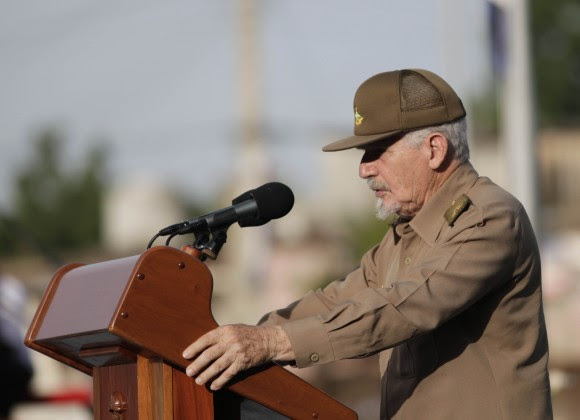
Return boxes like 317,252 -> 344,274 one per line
359,158 -> 378,179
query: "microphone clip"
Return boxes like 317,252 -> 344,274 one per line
176,218 -> 229,260
149,218 -> 229,261
194,228 -> 228,260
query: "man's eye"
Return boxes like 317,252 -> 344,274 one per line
361,148 -> 385,163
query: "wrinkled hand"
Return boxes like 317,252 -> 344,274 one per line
182,324 -> 294,391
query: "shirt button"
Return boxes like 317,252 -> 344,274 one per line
310,353 -> 320,362
404,256 -> 412,265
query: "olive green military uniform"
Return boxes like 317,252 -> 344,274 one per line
260,163 -> 552,419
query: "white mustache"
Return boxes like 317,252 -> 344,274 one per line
367,178 -> 389,192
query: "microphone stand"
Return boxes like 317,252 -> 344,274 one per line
155,223 -> 229,262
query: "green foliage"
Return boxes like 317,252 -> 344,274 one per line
469,88 -> 501,138
344,213 -> 395,261
531,0 -> 580,126
0,129 -> 108,256
309,213 -> 394,292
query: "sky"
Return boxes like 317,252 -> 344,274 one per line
0,0 -> 491,211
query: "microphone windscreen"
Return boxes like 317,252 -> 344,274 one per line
233,182 -> 294,227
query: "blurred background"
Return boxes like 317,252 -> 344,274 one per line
0,0 -> 579,418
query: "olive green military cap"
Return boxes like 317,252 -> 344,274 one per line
323,69 -> 466,152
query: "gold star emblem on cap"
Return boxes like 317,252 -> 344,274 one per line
354,107 -> 364,126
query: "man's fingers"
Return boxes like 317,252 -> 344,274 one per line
182,330 -> 218,359
193,354 -> 238,389
185,343 -> 225,378
207,362 -> 240,391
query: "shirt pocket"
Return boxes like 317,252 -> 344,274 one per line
389,332 -> 438,378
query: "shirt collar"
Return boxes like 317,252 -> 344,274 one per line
409,162 -> 479,246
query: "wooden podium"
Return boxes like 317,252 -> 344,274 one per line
25,246 -> 357,419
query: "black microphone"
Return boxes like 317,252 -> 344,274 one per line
158,182 -> 294,236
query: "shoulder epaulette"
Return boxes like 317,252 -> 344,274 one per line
444,194 -> 471,226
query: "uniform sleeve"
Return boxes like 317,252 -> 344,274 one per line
258,243 -> 383,327
281,203 -> 528,368
258,240 -> 382,325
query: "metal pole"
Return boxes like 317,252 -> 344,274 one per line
501,0 -> 539,233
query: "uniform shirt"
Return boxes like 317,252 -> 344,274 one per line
259,163 -> 552,419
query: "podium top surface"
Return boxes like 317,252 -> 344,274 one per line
36,255 -> 140,340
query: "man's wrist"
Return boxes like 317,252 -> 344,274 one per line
262,325 -> 295,362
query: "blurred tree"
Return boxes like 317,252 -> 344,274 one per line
531,0 -> 580,126
0,129 -> 107,257
345,214 -> 396,262
469,88 -> 501,138
310,214 -> 395,292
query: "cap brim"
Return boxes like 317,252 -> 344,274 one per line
322,129 -> 403,152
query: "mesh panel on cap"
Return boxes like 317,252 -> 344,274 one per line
400,70 -> 444,111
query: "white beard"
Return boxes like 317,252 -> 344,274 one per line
375,198 -> 401,220
367,178 -> 401,220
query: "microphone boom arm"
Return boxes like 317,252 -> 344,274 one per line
146,181 -> 294,258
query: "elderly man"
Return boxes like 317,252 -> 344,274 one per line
183,69 -> 552,419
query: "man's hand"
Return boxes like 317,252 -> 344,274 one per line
182,324 -> 294,391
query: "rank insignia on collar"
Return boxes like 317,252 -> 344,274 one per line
444,194 -> 471,226
354,107 -> 364,126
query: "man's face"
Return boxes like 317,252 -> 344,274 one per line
358,135 -> 431,219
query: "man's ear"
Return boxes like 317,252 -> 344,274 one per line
426,133 -> 449,170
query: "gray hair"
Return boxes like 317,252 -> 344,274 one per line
402,117 -> 469,163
